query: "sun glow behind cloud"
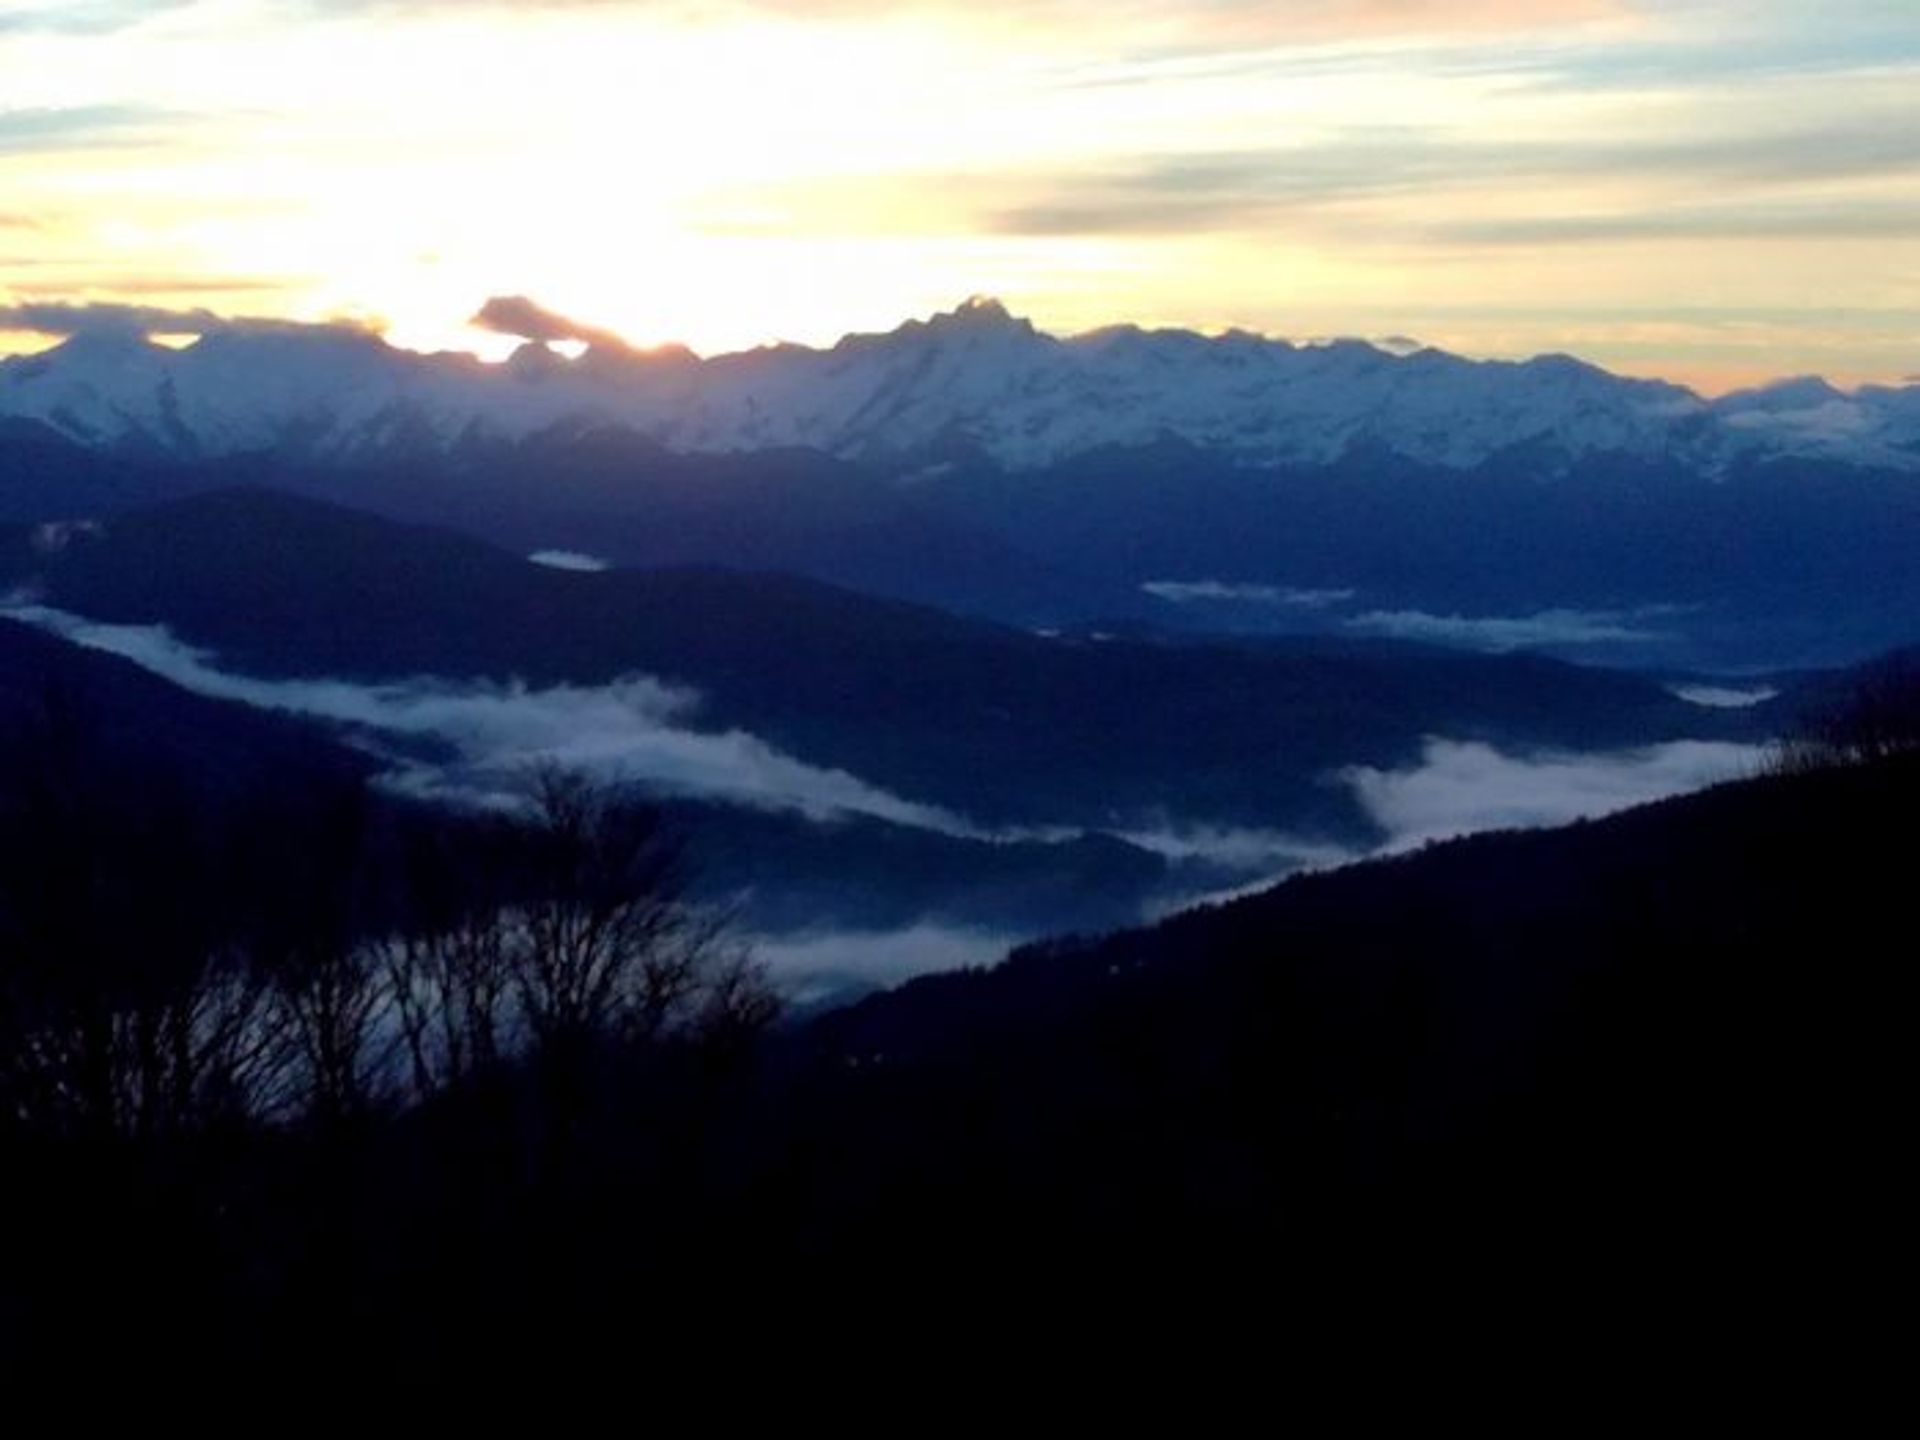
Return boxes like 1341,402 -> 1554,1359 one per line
1,0 -> 1917,382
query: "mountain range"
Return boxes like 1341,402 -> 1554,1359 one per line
3,298 -> 1917,473
6,300 -> 1920,671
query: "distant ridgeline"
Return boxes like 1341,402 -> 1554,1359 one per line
4,304 -> 1920,668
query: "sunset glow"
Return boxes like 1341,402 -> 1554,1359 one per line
2,0 -> 1916,387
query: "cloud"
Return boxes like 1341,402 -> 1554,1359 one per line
1434,199 -> 1920,246
5,274 -> 297,298
470,294 -> 635,350
0,606 -> 1357,876
0,300 -> 218,337
5,605 -> 977,831
28,520 -> 104,555
1345,607 -> 1670,651
1141,579 -> 1357,609
744,922 -> 1019,1005
0,104 -> 172,152
1,607 -> 1774,996
0,300 -> 377,341
1116,824 -> 1351,871
527,549 -> 611,572
1671,683 -> 1778,708
987,115 -> 1920,237
1346,737 -> 1763,851
1182,0 -> 1624,45
0,4 -> 196,37
1502,8 -> 1920,92
1721,399 -> 1880,447
742,736 -> 1762,997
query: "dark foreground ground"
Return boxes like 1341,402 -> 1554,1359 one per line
1,726 -> 1909,1378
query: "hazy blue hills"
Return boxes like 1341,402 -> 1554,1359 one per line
0,486 -> 1749,840
9,406 -> 1920,670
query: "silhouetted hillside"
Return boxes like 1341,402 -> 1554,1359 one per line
0,616 -> 371,801
3,737 -> 1905,1365
772,747 -> 1910,1309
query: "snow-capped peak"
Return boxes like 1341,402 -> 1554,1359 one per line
1716,375 -> 1850,413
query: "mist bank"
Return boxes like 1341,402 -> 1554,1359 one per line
5,604 -> 1771,1005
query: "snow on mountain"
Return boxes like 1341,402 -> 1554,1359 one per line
1711,375 -> 1920,464
2,296 -> 1915,473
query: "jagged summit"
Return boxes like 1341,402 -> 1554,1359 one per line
937,295 -> 1032,331
868,295 -> 1042,348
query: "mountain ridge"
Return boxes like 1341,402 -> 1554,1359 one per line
5,297 -> 1916,474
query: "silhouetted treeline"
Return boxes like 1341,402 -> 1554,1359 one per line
0,677 -> 778,1368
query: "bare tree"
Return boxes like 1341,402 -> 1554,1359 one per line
365,768 -> 779,1108
509,767 -> 706,1061
0,680 -> 290,1137
2,719 -> 777,1140
270,943 -> 393,1124
371,817 -> 522,1103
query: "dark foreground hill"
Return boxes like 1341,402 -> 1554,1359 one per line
718,748 -> 1908,1337
2,735 -> 1907,1367
0,616 -> 372,801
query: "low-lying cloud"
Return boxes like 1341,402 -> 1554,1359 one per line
1117,823 -> 1351,872
7,606 -> 1777,1003
1346,737 -> 1763,851
6,605 -> 973,831
0,606 -> 1353,884
1671,682 -> 1777,708
746,923 -> 1020,1007
1142,579 -> 1357,609
527,549 -> 611,572
1346,606 -> 1670,651
755,735 -> 1762,1006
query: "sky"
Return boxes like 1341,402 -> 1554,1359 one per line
1,0 -> 1916,390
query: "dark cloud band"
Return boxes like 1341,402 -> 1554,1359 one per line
0,299 -> 375,340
